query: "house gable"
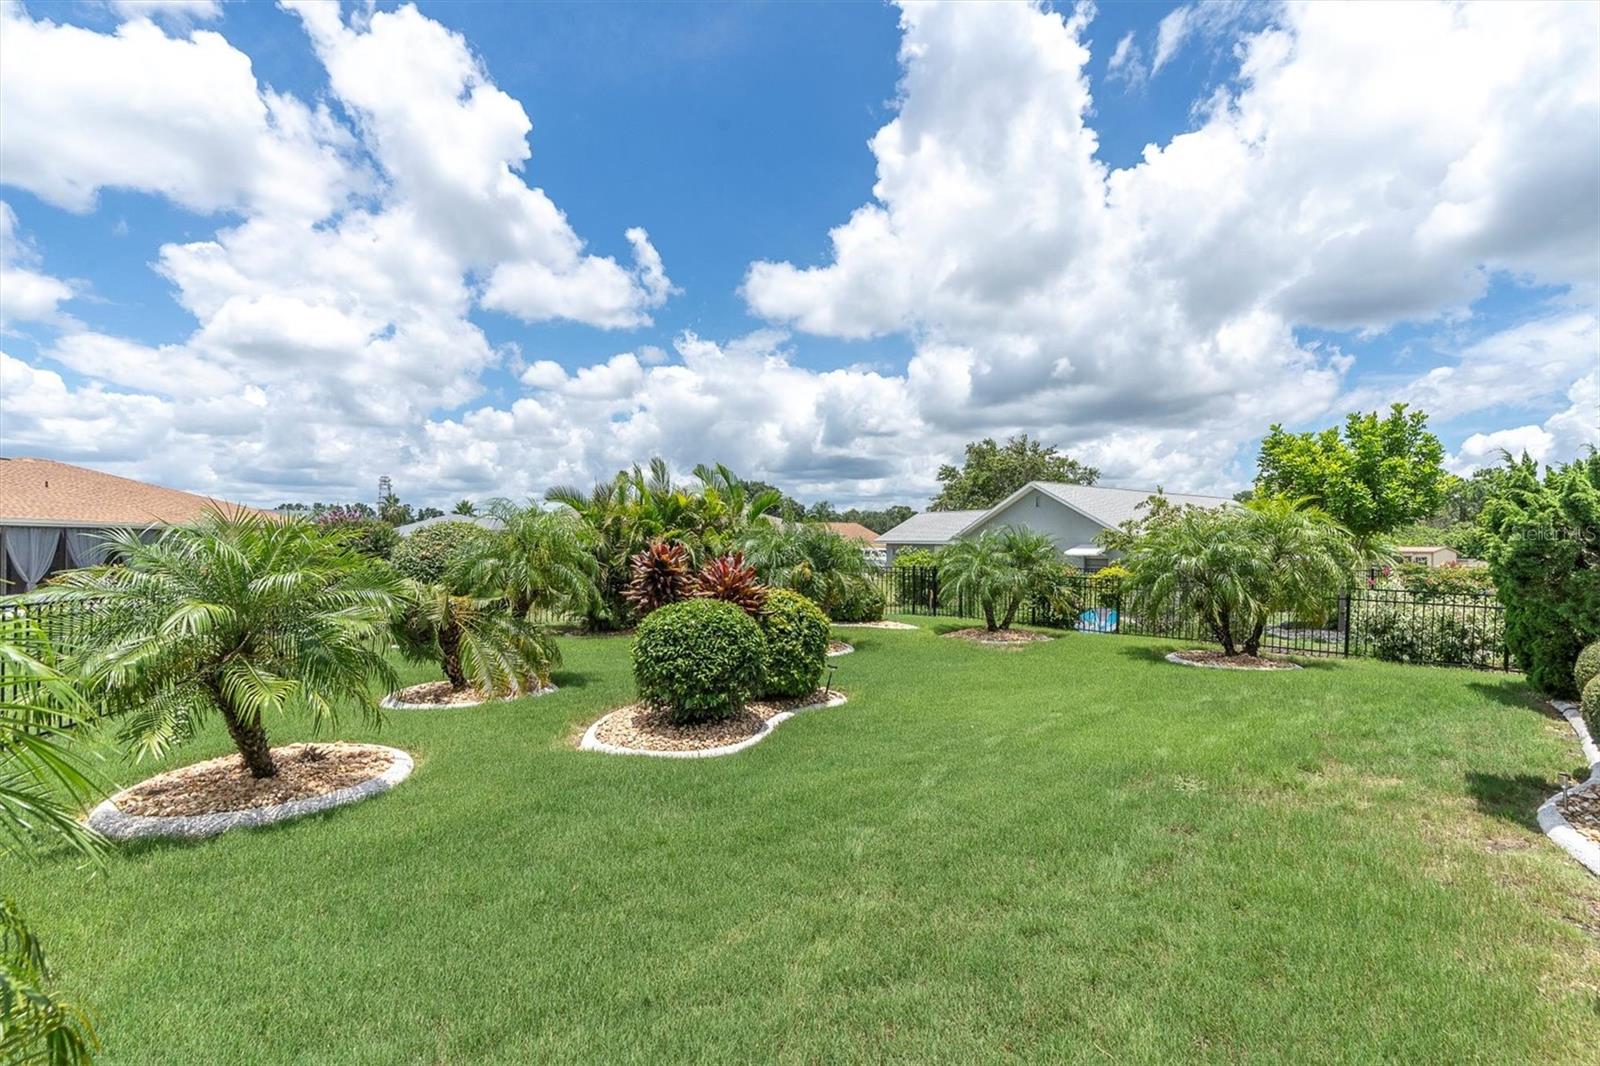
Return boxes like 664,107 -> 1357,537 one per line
961,487 -> 1110,554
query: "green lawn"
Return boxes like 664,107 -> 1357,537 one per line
5,620 -> 1597,1064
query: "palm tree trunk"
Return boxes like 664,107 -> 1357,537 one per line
983,598 -> 998,631
1000,595 -> 1019,630
220,703 -> 277,779
1213,605 -> 1237,657
1242,616 -> 1267,657
439,625 -> 469,690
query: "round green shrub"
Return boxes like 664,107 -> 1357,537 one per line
391,522 -> 492,585
1583,675 -> 1600,741
1574,640 -> 1600,693
757,589 -> 829,698
830,578 -> 886,623
632,598 -> 765,723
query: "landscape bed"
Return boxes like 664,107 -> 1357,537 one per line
6,619 -> 1596,1063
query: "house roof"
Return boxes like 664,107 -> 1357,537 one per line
0,456 -> 273,527
955,482 -> 1234,538
395,514 -> 505,536
824,521 -> 880,545
877,509 -> 988,544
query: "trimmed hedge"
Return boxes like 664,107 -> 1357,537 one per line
1575,640 -> 1600,694
1584,676 -> 1600,741
632,598 -> 764,723
758,590 -> 829,698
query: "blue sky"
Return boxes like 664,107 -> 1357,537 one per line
1,0 -> 1595,509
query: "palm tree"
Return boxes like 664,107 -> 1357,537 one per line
392,581 -> 560,695
28,511 -> 402,779
736,521 -> 870,618
0,615 -> 105,1065
1120,497 -> 1363,656
452,499 -> 477,516
936,527 -> 1064,631
938,532 -> 1026,631
463,500 -> 599,622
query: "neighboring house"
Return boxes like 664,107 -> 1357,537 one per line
824,521 -> 886,566
1393,545 -> 1460,568
394,514 -> 505,536
0,456 -> 273,592
877,482 -> 1233,571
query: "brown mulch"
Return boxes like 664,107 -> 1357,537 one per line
1170,649 -> 1299,670
944,627 -> 1051,646
827,640 -> 854,655
113,743 -> 396,817
1557,782 -> 1600,846
592,689 -> 838,753
388,680 -> 494,705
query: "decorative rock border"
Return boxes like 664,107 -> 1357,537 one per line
1538,700 -> 1600,877
1164,651 -> 1302,671
87,746 -> 415,841
827,642 -> 854,656
579,692 -> 848,759
380,684 -> 556,710
832,621 -> 918,630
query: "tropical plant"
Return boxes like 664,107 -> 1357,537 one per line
29,512 -> 400,779
1119,497 -> 1365,657
691,553 -> 767,616
1478,452 -> 1600,695
390,521 -> 494,585
737,522 -> 884,620
937,527 -> 1066,631
461,501 -> 598,622
756,590 -> 830,698
452,499 -> 477,516
632,599 -> 765,723
393,581 -> 560,695
623,541 -> 692,617
891,547 -> 941,570
830,580 -> 886,623
0,617 -> 108,1066
314,514 -> 399,561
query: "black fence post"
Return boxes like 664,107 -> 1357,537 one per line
1340,590 -> 1352,659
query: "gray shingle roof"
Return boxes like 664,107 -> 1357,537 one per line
878,510 -> 988,544
1025,483 -> 1233,531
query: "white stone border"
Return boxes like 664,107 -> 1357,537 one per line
579,692 -> 848,759
380,683 -> 556,710
1538,700 -> 1600,877
1165,651 -> 1302,671
827,643 -> 854,656
87,746 -> 415,841
832,621 -> 918,630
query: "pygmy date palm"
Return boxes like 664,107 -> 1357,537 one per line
29,510 -> 401,779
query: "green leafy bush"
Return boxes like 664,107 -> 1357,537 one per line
1395,562 -> 1495,598
1090,564 -> 1131,608
756,590 -> 829,698
391,522 -> 493,585
1574,640 -> 1600,693
1351,599 -> 1505,669
892,548 -> 941,570
632,598 -> 764,723
1583,676 -> 1600,739
830,579 -> 886,622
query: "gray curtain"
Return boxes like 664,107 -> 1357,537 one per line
5,527 -> 61,591
64,528 -> 112,567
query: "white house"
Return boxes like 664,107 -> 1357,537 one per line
876,482 -> 1233,571
1392,545 -> 1460,568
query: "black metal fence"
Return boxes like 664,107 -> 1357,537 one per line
876,567 -> 1512,671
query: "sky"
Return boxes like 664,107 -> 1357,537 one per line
0,0 -> 1596,512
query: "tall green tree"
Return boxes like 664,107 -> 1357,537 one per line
1255,404 -> 1449,540
931,435 -> 1099,511
0,617 -> 106,1066
1478,452 -> 1600,695
28,512 -> 402,779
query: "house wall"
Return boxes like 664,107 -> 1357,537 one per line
964,489 -> 1115,570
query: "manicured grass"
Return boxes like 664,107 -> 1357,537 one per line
5,620 -> 1597,1063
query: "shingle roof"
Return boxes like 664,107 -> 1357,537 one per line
878,510 -> 988,544
0,457 -> 273,526
824,521 -> 880,545
1020,482 -> 1234,532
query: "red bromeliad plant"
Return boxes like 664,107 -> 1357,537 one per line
624,541 -> 692,617
692,552 -> 767,616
